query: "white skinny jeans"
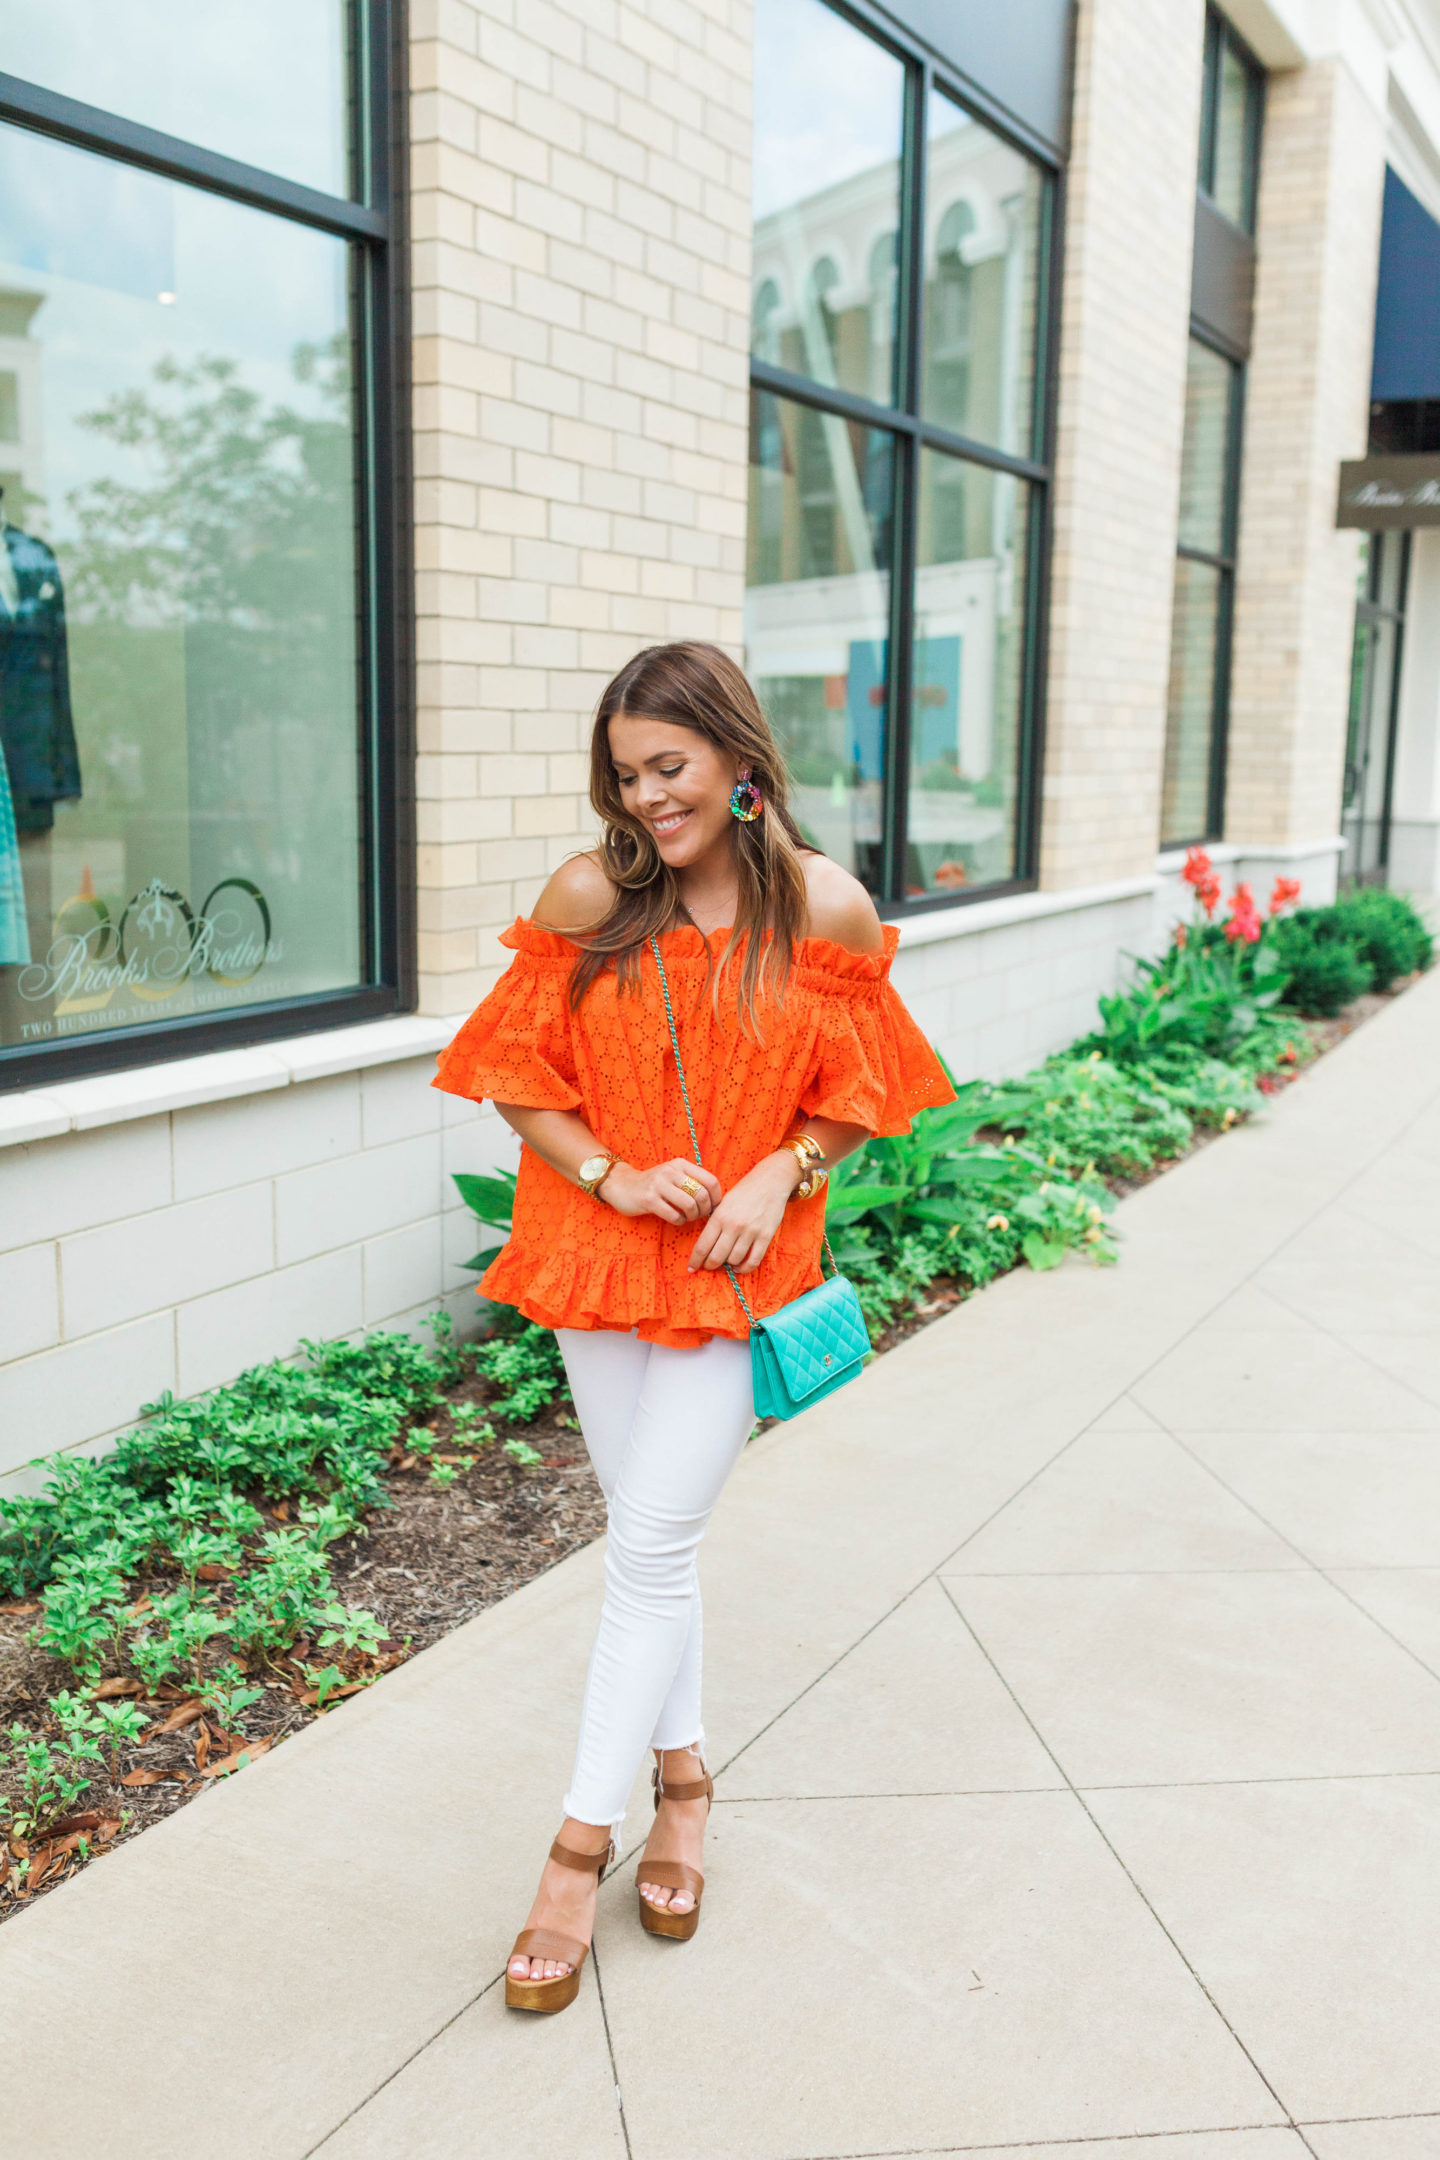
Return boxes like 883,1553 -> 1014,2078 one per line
556,1327 -> 755,1836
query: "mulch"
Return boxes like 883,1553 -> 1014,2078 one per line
0,1390 -> 607,1923
0,976 -> 1411,1921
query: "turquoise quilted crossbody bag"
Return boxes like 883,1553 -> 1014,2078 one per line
649,936 -> 870,1421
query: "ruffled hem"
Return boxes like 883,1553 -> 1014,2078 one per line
477,1236 -> 826,1349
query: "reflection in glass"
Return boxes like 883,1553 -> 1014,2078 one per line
1177,339 -> 1235,555
0,124 -> 362,1049
750,0 -> 904,406
1342,531 -> 1408,883
905,450 -> 1027,897
745,389 -> 894,892
1211,35 -> 1260,230
0,0 -> 353,198
922,92 -> 1043,457
1161,558 -> 1223,845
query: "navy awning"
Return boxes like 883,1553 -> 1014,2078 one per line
1372,167 -> 1440,401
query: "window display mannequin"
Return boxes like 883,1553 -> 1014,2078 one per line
0,485 -> 80,832
0,485 -> 80,986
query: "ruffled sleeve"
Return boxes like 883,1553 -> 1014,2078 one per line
796,925 -> 955,1134
432,919 -> 582,1110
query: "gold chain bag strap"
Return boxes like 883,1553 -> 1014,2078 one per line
648,935 -> 870,1421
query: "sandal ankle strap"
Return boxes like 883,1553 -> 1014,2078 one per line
549,1836 -> 613,1878
651,1761 -> 714,1809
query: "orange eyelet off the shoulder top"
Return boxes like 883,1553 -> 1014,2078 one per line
431,918 -> 955,1347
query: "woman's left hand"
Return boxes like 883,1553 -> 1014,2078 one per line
687,1152 -> 799,1275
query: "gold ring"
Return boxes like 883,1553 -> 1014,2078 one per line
678,1174 -> 702,1199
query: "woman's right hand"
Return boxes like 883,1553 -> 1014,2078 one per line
602,1159 -> 722,1225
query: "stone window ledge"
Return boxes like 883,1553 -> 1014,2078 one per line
891,873 -> 1160,950
0,1014 -> 468,1152
1154,835 -> 1346,875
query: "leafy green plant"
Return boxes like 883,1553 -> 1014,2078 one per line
50,1692 -> 147,1777
1000,1054 -> 1194,1179
822,1082 -> 1117,1334
315,1602 -> 387,1661
1090,931 -> 1291,1065
0,1726 -> 91,1841
1327,886 -> 1433,990
473,1319 -> 571,1425
201,1662 -> 265,1730
452,1169 -> 518,1274
304,1663 -> 352,1712
35,1547 -> 131,1679
227,1533 -> 332,1668
1269,908 -> 1374,1017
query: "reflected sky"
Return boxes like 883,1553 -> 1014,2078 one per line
0,0 -> 350,196
0,124 -> 350,548
753,0 -> 903,222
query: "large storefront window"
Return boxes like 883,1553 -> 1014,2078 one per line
0,9 -> 403,1083
747,0 -> 1054,908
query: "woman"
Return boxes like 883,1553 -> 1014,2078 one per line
433,642 -> 952,2013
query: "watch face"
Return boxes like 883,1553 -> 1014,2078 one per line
579,1154 -> 610,1184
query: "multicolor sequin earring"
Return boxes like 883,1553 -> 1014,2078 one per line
729,765 -> 763,822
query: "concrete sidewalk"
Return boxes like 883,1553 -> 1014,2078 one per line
7,976 -> 1440,2160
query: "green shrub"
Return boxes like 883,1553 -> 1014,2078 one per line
1329,887 -> 1434,990
822,1082 -> 1118,1333
1000,1054 -> 1196,1179
1086,931 -> 1288,1067
1269,908 -> 1375,1016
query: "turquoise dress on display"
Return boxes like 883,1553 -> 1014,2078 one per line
0,747 -> 29,965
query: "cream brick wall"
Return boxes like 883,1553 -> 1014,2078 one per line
1225,57 -> 1385,850
409,0 -> 754,1020
1039,0 -> 1207,891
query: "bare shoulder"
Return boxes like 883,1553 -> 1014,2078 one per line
800,852 -> 885,955
532,851 -> 614,934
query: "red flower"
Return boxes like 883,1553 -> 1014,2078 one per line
1197,873 -> 1222,917
1224,881 -> 1262,943
1181,846 -> 1212,890
1268,875 -> 1302,917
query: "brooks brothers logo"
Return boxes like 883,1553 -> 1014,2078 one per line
1336,456 -> 1440,530
16,875 -> 279,1022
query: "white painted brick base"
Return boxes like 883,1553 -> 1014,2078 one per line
0,1054 -> 504,1488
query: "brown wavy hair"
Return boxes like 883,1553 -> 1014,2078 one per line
567,641 -> 812,1026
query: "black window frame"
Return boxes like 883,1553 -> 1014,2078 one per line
746,0 -> 1064,921
0,0 -> 413,1096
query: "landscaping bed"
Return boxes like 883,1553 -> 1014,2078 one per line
1,868 -> 1430,1923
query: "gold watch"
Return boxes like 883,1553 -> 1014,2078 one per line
578,1151 -> 620,1198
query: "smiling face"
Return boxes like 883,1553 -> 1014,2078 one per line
607,711 -> 741,872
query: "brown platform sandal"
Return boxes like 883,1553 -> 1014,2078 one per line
505,1837 -> 613,2014
636,1756 -> 713,1943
